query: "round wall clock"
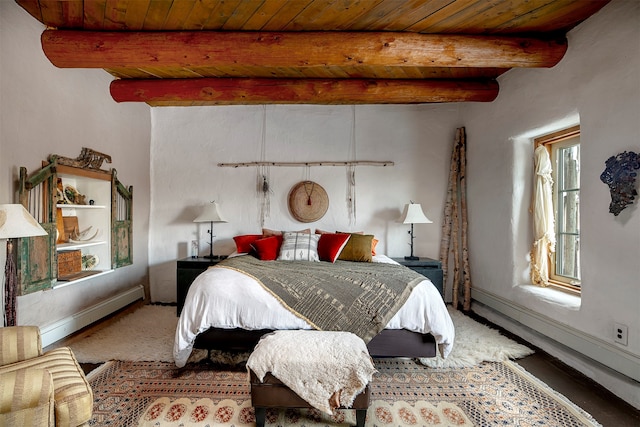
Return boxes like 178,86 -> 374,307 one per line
288,181 -> 329,223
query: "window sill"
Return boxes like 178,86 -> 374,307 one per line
517,284 -> 581,310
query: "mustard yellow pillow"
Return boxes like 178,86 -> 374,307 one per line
337,234 -> 374,262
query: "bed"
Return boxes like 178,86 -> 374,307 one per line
173,237 -> 455,368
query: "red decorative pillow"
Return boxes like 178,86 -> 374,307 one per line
251,236 -> 283,261
317,233 -> 351,263
233,234 -> 262,253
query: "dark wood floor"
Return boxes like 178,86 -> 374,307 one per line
466,311 -> 640,427
51,302 -> 640,426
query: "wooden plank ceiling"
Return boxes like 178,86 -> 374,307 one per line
16,0 -> 610,106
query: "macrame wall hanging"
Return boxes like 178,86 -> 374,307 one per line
347,105 -> 357,225
219,106 -> 393,224
257,105 -> 272,227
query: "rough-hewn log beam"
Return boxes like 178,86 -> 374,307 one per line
42,30 -> 566,69
109,78 -> 499,105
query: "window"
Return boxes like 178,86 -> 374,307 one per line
535,126 -> 581,292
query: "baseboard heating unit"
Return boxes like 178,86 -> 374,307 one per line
472,287 -> 639,382
40,284 -> 145,347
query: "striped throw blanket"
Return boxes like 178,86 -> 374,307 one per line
215,256 -> 425,342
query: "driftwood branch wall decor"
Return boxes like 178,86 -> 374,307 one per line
220,159 -> 392,226
600,151 -> 639,216
218,161 -> 393,167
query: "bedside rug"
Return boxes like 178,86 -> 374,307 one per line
418,307 -> 534,368
69,305 -> 186,363
86,358 -> 601,427
71,304 -> 532,368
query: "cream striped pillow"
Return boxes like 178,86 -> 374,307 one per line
277,232 -> 320,262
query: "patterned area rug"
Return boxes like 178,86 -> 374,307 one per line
87,358 -> 602,427
137,398 -> 472,426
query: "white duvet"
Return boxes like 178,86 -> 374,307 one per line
173,254 -> 455,367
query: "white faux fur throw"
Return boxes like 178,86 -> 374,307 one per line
247,330 -> 377,415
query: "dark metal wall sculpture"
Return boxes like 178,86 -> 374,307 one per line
600,151 -> 640,216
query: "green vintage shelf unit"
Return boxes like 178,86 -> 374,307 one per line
17,155 -> 133,294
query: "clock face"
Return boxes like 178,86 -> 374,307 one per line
288,181 -> 329,223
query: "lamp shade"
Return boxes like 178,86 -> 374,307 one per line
193,201 -> 227,223
398,202 -> 432,224
0,204 -> 48,239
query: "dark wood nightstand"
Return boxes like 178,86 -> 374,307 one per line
391,257 -> 444,298
176,257 -> 224,316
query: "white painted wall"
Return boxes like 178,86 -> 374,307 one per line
462,0 -> 640,406
149,104 -> 462,302
0,2 -> 152,327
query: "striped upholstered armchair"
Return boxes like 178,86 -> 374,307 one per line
0,326 -> 93,426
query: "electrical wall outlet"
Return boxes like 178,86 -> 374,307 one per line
614,323 -> 628,346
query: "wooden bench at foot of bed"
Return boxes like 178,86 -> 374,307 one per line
247,331 -> 375,427
249,371 -> 371,427
193,327 -> 437,358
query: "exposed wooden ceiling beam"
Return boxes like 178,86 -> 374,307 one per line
109,78 -> 499,105
42,30 -> 567,69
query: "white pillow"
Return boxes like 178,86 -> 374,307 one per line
278,232 -> 320,262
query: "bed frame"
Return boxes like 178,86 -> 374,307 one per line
193,327 -> 437,358
182,256 -> 441,359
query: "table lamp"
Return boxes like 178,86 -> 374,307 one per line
193,201 -> 227,259
398,201 -> 432,261
1,204 -> 48,326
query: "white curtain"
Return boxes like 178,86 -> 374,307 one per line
530,146 -> 556,286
